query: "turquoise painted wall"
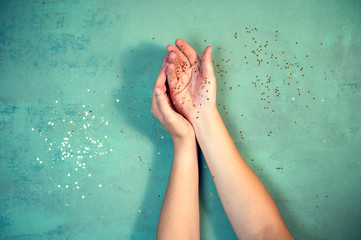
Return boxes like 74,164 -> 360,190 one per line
1,0 -> 361,239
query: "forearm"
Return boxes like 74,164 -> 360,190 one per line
157,137 -> 199,240
194,107 -> 292,239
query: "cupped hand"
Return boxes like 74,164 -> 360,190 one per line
165,39 -> 217,124
151,55 -> 195,142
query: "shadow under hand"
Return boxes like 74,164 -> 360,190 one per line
115,41 -> 172,239
198,149 -> 238,240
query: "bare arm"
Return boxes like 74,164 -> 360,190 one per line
157,138 -> 199,240
194,107 -> 292,239
166,39 -> 293,239
151,55 -> 199,240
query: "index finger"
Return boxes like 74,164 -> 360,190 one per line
151,55 -> 169,121
153,55 -> 169,90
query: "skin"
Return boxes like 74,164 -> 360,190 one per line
151,56 -> 200,240
165,40 -> 216,123
163,39 -> 294,240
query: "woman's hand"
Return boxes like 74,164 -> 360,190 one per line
165,39 -> 217,125
151,55 -> 195,144
164,40 -> 294,240
154,56 -> 200,240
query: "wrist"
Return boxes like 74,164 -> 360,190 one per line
172,136 -> 198,166
172,135 -> 197,150
192,105 -> 220,136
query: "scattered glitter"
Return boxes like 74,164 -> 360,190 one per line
75,181 -> 78,184
68,173 -> 70,176
138,209 -> 142,213
82,195 -> 85,199
65,185 -> 69,188
32,128 -> 34,131
55,100 -> 58,103
99,184 -> 102,187
323,139 -> 326,142
322,99 -> 325,102
88,173 -> 91,177
58,185 -> 61,188
39,161 -> 43,164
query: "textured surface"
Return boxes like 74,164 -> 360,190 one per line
1,0 -> 361,239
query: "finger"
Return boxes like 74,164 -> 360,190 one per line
154,87 -> 173,119
154,55 -> 169,88
151,96 -> 164,125
201,46 -> 215,79
167,64 -> 179,93
151,55 -> 169,123
168,52 -> 183,79
166,44 -> 191,71
175,39 -> 201,67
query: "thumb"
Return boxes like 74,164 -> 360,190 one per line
154,87 -> 173,118
201,46 -> 215,78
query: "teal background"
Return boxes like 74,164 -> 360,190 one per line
1,0 -> 361,239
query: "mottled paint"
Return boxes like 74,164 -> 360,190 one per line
1,0 -> 361,239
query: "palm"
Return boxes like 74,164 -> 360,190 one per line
171,71 -> 214,121
166,39 -> 216,123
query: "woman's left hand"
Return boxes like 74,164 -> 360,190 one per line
151,55 -> 195,143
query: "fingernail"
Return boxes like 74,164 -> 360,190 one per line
154,88 -> 162,96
